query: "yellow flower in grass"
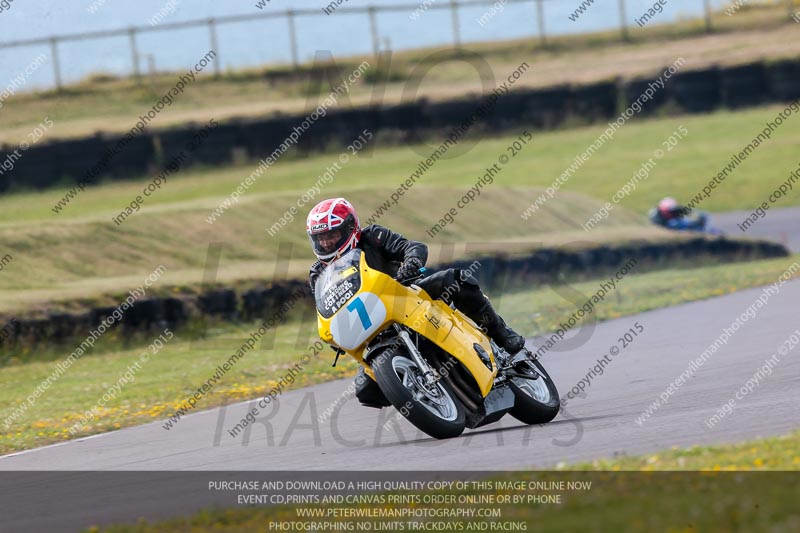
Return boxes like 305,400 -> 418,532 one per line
753,458 -> 764,467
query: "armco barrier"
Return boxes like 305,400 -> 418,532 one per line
1,57 -> 799,192
0,237 -> 788,355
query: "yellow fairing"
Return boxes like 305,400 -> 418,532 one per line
317,251 -> 497,398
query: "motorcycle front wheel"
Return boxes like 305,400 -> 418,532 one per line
508,357 -> 560,425
371,347 -> 466,439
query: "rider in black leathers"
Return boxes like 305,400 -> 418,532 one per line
306,198 -> 525,408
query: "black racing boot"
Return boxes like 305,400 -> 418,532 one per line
474,300 -> 526,355
354,366 -> 391,408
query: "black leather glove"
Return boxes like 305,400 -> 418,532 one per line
395,257 -> 424,282
308,275 -> 317,296
309,261 -> 323,295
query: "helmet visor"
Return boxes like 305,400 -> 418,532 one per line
309,227 -> 347,259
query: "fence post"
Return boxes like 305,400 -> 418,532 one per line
618,0 -> 629,41
146,54 -> 157,83
128,28 -> 141,82
450,0 -> 462,50
287,9 -> 299,68
49,37 -> 62,91
368,6 -> 380,59
208,18 -> 221,77
703,0 -> 713,32
536,0 -> 547,47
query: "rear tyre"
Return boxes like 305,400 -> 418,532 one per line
508,357 -> 560,425
371,347 -> 466,439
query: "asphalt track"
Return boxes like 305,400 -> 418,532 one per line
713,206 -> 800,252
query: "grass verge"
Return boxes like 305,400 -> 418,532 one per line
565,429 -> 800,471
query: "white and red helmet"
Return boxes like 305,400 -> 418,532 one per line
657,197 -> 679,219
306,198 -> 361,263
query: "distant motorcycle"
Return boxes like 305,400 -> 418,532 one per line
649,208 -> 722,235
314,249 -> 560,439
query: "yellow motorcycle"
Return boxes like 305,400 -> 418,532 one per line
315,249 -> 560,439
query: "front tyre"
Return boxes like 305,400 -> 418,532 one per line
509,358 -> 560,425
371,348 -> 466,439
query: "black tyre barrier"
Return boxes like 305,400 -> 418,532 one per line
198,289 -> 238,319
523,86 -> 572,130
720,63 -> 768,109
623,78 -> 669,116
0,237 -> 787,353
570,81 -> 618,123
378,101 -> 430,132
4,58 -> 799,193
668,68 -> 721,113
238,115 -> 297,159
767,59 -> 800,101
426,97 -> 485,128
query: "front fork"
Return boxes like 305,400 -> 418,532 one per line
393,324 -> 439,390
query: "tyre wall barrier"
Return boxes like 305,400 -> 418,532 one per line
667,68 -> 721,113
767,59 -> 800,101
2,57 -> 799,192
720,63 -> 768,109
